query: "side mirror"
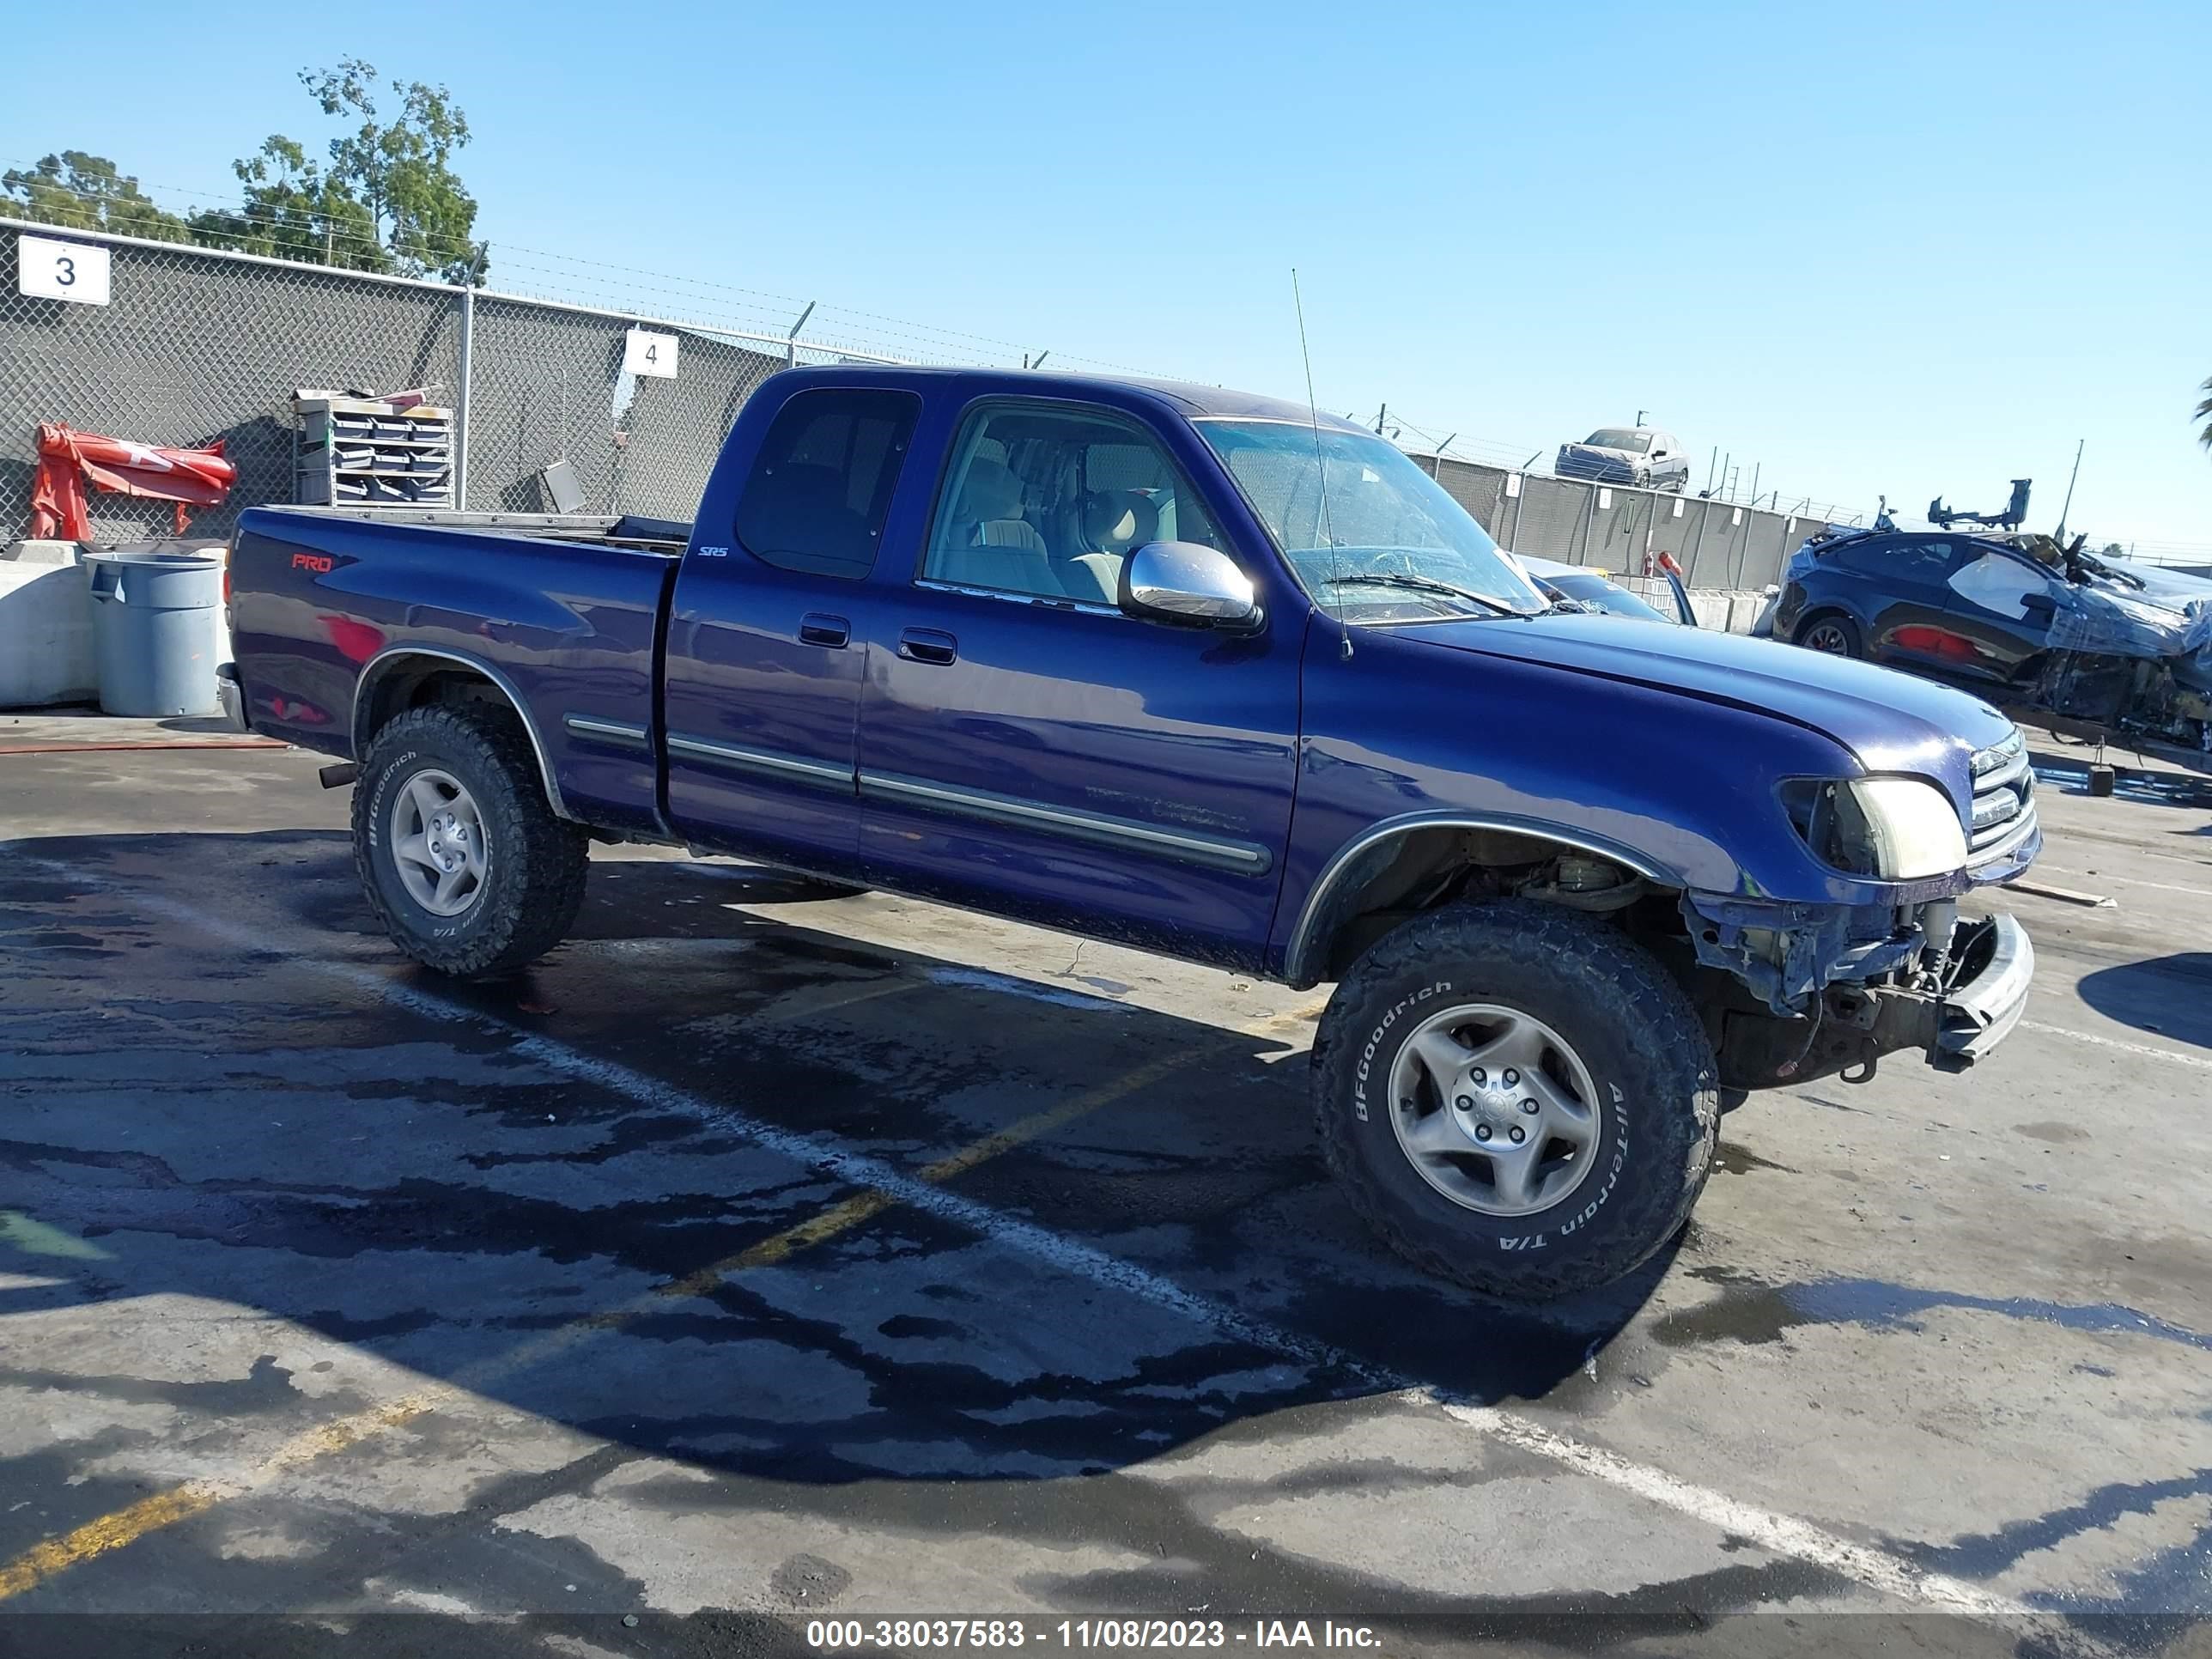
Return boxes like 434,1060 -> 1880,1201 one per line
1117,541 -> 1262,633
2021,592 -> 2057,619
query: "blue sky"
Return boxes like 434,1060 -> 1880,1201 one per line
5,0 -> 2206,552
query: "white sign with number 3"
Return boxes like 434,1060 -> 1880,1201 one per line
623,326 -> 678,379
18,234 -> 112,306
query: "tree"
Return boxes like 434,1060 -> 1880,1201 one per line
299,58 -> 486,283
2197,375 -> 2211,453
1,152 -> 192,241
186,137 -> 387,273
10,60 -> 488,282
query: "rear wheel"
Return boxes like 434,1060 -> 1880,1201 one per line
1798,611 -> 1862,658
1310,902 -> 1719,1302
354,703 -> 589,977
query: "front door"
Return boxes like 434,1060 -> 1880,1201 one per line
1840,537 -> 1985,678
1938,545 -> 2060,686
854,398 -> 1299,969
663,384 -> 921,876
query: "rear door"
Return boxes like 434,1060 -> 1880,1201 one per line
662,385 -> 921,876
1833,536 -> 1988,677
853,396 -> 1300,969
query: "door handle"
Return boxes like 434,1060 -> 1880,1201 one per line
897,628 -> 958,666
798,612 -> 850,648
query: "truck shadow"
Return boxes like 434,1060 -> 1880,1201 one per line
2074,953 -> 2212,1052
1,829 -> 1676,1519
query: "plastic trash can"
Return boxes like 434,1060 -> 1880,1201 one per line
82,547 -> 228,717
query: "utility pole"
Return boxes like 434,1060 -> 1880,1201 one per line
1747,463 -> 1759,511
2055,438 -> 2085,541
1375,404 -> 1387,435
1705,447 -> 1717,493
1636,409 -> 1648,427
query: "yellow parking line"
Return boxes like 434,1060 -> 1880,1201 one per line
0,1390 -> 445,1600
0,1000 -> 1322,1601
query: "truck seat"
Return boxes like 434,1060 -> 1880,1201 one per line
934,459 -> 1060,595
1058,489 -> 1159,603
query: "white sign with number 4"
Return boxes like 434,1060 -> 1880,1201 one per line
623,326 -> 678,379
18,234 -> 112,306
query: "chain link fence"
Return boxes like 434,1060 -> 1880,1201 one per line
1,219 -> 812,541
3,216 -> 1831,586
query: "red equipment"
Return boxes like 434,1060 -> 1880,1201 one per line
29,423 -> 238,540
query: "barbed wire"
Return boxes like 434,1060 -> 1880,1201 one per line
0,155 -> 1161,374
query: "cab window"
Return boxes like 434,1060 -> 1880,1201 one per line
733,388 -> 921,580
921,404 -> 1224,604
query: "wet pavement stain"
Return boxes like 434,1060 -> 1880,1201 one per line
10,817 -> 2212,1639
1714,1142 -> 1798,1176
1653,1266 -> 2212,1352
878,1314 -> 967,1341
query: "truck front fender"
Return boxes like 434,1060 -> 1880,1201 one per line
1278,810 -> 1698,988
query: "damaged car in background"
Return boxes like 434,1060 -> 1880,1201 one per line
1766,525 -> 2212,758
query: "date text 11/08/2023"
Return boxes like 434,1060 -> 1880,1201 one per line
805,1620 -> 1383,1650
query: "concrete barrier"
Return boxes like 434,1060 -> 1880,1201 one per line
1,541 -> 97,708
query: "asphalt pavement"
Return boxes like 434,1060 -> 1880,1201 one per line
1,726 -> 2209,1657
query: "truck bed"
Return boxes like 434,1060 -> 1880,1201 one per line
228,506 -> 683,838
269,506 -> 695,551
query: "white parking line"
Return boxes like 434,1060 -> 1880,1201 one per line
2031,865 -> 2212,900
6,853 -> 2110,1644
2022,1019 -> 2212,1073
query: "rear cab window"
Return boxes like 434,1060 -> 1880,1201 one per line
733,388 -> 921,579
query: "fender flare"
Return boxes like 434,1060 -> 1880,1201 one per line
352,646 -> 573,821
1279,811 -> 1692,987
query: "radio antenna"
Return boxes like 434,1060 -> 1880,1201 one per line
1291,269 -> 1352,659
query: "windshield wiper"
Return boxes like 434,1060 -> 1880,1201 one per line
1322,572 -> 1530,619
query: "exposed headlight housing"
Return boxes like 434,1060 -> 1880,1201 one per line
1783,777 -> 1967,879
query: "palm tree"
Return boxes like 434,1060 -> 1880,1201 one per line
2200,375 -> 2212,451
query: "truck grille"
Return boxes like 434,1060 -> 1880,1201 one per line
1966,728 -> 2036,864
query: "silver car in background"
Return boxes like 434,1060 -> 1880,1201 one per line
1555,426 -> 1691,491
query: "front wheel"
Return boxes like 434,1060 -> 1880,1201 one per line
354,703 -> 590,976
1310,902 -> 1719,1302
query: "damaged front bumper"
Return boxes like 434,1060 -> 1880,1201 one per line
1704,909 -> 2036,1089
1923,912 -> 2035,1066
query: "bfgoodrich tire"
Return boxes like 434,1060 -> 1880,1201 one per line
354,703 -> 590,977
1311,902 -> 1720,1302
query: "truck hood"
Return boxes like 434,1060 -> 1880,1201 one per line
1382,613 -> 2014,781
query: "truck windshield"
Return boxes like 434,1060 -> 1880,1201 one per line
1194,420 -> 1546,621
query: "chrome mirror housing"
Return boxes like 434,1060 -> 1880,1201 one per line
1116,541 -> 1261,633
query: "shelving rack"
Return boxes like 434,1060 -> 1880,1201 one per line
292,395 -> 456,508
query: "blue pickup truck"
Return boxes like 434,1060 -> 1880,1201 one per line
225,367 -> 2039,1301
